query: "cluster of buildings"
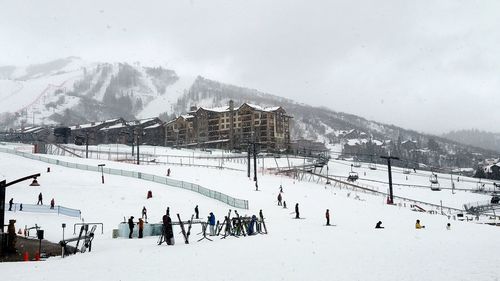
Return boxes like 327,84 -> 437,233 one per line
4,101 -> 293,152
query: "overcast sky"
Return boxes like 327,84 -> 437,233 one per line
1,0 -> 499,134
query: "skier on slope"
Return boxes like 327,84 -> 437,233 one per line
37,192 -> 43,205
195,205 -> 199,219
142,206 -> 147,220
295,203 -> 300,219
208,212 -> 216,235
128,216 -> 135,238
325,209 -> 330,226
375,221 -> 384,229
138,218 -> 144,238
277,193 -> 282,206
415,219 -> 425,229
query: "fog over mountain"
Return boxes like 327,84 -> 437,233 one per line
1,1 -> 500,134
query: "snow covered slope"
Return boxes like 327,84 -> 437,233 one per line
1,143 -> 500,281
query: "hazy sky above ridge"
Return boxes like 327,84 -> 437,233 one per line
1,0 -> 500,134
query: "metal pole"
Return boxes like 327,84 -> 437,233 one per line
85,132 -> 89,159
381,156 -> 399,204
247,143 -> 251,178
254,142 -> 258,191
0,181 -> 5,234
137,134 -> 140,165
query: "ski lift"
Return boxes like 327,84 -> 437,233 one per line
429,173 -> 440,191
368,163 -> 377,170
429,173 -> 438,184
347,164 -> 359,182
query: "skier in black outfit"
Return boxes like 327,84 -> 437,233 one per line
375,221 -> 384,229
195,205 -> 199,219
325,209 -> 330,226
295,203 -> 300,219
37,192 -> 43,205
128,216 -> 135,238
165,215 -> 174,245
8,198 -> 13,211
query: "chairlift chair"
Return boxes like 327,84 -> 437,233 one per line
368,163 -> 377,170
429,173 -> 438,184
347,171 -> 359,182
347,164 -> 359,182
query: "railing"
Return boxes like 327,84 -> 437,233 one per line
0,147 -> 249,210
5,203 -> 81,218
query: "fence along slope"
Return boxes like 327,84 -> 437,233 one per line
0,147 -> 249,209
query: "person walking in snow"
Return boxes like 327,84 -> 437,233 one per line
50,198 -> 55,209
37,192 -> 43,205
295,203 -> 300,219
325,209 -> 330,226
279,185 -> 283,193
283,201 -> 287,209
167,168 -> 171,177
208,212 -> 216,236
147,190 -> 153,199
277,193 -> 282,206
8,198 -> 13,211
128,216 -> 135,238
375,221 -> 384,229
138,218 -> 144,238
195,205 -> 199,219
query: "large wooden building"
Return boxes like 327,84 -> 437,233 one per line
165,101 -> 292,151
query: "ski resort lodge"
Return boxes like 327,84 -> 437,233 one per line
165,101 -> 292,151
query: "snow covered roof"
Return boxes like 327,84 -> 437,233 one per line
372,140 -> 383,146
144,123 -> 162,130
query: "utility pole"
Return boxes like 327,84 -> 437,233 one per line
381,155 -> 399,204
85,131 -> 89,159
247,142 -> 251,178
253,142 -> 258,190
136,132 -> 140,165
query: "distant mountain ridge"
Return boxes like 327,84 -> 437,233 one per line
0,58 -> 498,169
442,129 -> 500,153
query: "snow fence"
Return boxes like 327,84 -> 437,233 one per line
0,147 -> 249,210
6,203 -> 81,218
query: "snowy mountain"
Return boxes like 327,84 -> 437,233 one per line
442,129 -> 500,153
0,57 -> 190,127
0,58 -> 498,169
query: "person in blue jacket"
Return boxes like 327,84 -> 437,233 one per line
208,212 -> 216,235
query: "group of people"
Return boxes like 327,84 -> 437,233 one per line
374,220 -> 451,230
8,193 -> 56,211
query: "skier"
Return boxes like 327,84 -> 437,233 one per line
50,198 -> 55,209
167,168 -> 171,177
224,216 -> 231,236
165,214 -> 174,245
195,205 -> 199,219
295,203 -> 300,219
8,198 -> 13,211
248,215 -> 257,235
325,209 -> 330,226
162,210 -> 169,242
137,218 -> 144,238
446,223 -> 451,230
283,201 -> 287,209
259,209 -> 264,221
415,219 -> 425,229
147,190 -> 153,199
37,192 -> 43,205
277,193 -> 282,206
19,203 -> 23,211
208,212 -> 216,236
279,185 -> 283,193
142,206 -> 147,220
375,221 -> 384,229
166,207 -> 170,216
128,216 -> 135,238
